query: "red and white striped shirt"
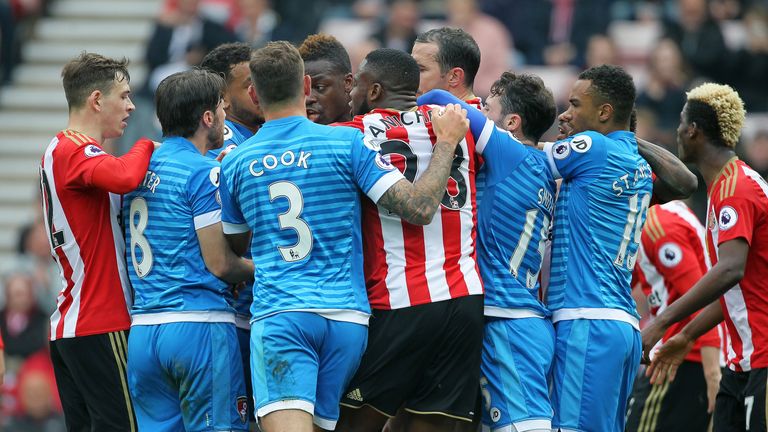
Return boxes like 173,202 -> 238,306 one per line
337,107 -> 484,309
633,201 -> 720,363
40,130 -> 154,340
706,157 -> 768,371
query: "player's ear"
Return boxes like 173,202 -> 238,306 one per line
201,109 -> 214,128
448,67 -> 465,89
303,74 -> 311,98
343,72 -> 353,94
369,83 -> 382,102
89,90 -> 103,112
506,113 -> 521,134
248,84 -> 259,105
598,103 -> 614,123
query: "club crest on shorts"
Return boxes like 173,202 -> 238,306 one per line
553,141 -> 571,160
658,242 -> 683,268
719,206 -> 738,231
236,396 -> 248,423
490,407 -> 501,423
84,144 -> 105,158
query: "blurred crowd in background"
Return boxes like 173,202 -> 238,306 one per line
0,0 -> 766,429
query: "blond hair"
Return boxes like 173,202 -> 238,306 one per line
686,83 -> 745,148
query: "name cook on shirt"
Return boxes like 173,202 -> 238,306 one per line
249,150 -> 312,177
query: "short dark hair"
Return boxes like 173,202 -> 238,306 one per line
61,52 -> 130,110
685,99 -> 727,147
155,69 -> 225,138
578,64 -> 636,126
250,41 -> 304,108
363,48 -> 420,94
200,42 -> 253,83
415,27 -> 480,89
490,72 -> 556,142
298,33 -> 352,74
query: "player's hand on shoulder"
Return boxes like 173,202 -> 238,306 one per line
432,104 -> 468,148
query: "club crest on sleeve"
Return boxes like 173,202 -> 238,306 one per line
658,242 -> 683,267
570,134 -> 592,153
719,206 -> 738,231
209,166 -> 221,187
553,141 -> 571,160
375,153 -> 395,171
223,126 -> 233,142
84,145 -> 106,158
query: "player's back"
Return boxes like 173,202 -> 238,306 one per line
546,130 -> 653,320
706,158 -> 768,370
124,137 -> 231,315
477,124 -> 555,317
338,107 -> 483,310
220,116 -> 396,323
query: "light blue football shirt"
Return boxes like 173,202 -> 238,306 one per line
124,136 -> 233,318
219,116 -> 403,324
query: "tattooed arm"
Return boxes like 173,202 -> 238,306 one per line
637,138 -> 698,202
377,104 -> 469,225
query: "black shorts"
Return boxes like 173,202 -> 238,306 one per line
50,330 -> 137,432
625,360 -> 710,432
340,295 -> 484,422
713,367 -> 766,432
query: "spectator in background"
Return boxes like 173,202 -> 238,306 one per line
742,130 -> 768,179
0,271 -> 48,361
16,217 -> 59,314
143,0 -> 239,94
636,38 -> 691,149
729,4 -> 768,111
5,350 -> 65,432
445,0 -> 511,97
271,0 -> 328,43
0,333 -> 5,386
584,34 -> 619,68
370,0 -> 420,53
663,0 -> 729,82
232,0 -> 276,47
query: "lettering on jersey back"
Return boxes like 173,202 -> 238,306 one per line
141,171 -> 161,193
367,110 -> 430,138
249,151 -> 311,177
611,162 -> 652,197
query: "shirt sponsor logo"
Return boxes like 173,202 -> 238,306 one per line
659,242 -> 683,267
570,134 -> 592,153
223,126 -> 234,142
719,206 -> 738,231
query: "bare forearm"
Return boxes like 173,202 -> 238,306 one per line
656,263 -> 739,329
378,140 -> 456,225
218,256 -> 254,284
680,302 -> 724,343
637,138 -> 697,201
700,345 -> 722,380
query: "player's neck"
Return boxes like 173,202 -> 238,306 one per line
67,114 -> 105,145
263,103 -> 307,122
698,145 -> 737,188
453,88 -> 476,102
226,115 -> 261,134
187,131 -> 212,155
376,94 -> 417,112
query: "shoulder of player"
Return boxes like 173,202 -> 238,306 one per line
563,131 -> 607,155
52,131 -> 103,157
